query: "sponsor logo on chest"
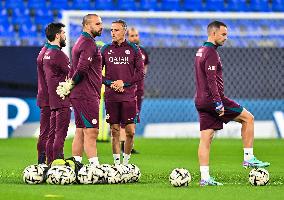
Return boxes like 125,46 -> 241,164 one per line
108,49 -> 131,64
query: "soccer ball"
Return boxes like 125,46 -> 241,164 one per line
249,168 -> 269,186
107,165 -> 123,184
77,164 -> 106,184
46,166 -> 76,185
77,164 -> 93,184
23,164 -> 48,184
115,164 -> 132,183
126,164 -> 141,183
100,164 -> 112,183
91,165 -> 107,184
169,168 -> 191,187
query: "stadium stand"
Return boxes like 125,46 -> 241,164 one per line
0,0 -> 283,47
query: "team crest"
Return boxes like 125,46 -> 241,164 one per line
92,119 -> 97,125
125,50 -> 130,54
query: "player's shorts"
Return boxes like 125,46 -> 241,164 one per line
71,98 -> 99,128
195,96 -> 243,131
105,100 -> 138,125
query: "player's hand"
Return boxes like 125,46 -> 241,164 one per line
214,102 -> 224,116
111,80 -> 124,92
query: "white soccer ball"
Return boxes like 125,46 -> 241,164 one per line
115,164 -> 132,183
99,164 -> 112,182
126,164 -> 141,183
169,168 -> 191,187
23,164 -> 48,184
249,168 -> 269,186
77,164 -> 93,184
46,166 -> 76,185
91,165 -> 107,184
77,164 -> 106,184
107,165 -> 123,184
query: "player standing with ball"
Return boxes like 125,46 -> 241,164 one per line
194,21 -> 270,186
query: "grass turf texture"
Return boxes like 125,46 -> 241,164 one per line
0,138 -> 283,200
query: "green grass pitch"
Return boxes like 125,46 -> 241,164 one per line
0,138 -> 283,200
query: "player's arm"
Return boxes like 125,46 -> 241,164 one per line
71,43 -> 94,85
100,45 -> 115,87
111,48 -> 144,92
143,47 -> 150,74
55,52 -> 70,75
204,50 -> 224,115
54,52 -> 72,99
130,47 -> 145,84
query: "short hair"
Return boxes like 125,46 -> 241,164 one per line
112,19 -> 127,30
127,27 -> 138,35
45,22 -> 65,42
82,14 -> 99,26
207,21 -> 227,34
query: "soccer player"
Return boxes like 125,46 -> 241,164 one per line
36,41 -> 51,164
57,14 -> 103,166
119,27 -> 150,154
101,20 -> 144,165
194,21 -> 270,186
43,23 -> 71,165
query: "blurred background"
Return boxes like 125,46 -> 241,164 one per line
0,0 -> 283,139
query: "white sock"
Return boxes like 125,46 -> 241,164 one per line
88,157 -> 99,166
200,166 -> 210,181
244,148 -> 254,161
73,156 -> 82,163
113,154 -> 120,165
122,153 -> 131,165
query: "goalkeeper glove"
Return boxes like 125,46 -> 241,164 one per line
56,78 -> 74,100
214,101 -> 224,114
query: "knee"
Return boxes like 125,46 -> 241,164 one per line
111,127 -> 120,138
126,130 -> 135,138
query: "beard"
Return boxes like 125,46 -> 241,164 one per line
59,38 -> 66,47
133,40 -> 140,45
91,29 -> 102,37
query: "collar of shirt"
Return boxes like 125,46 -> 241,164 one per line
81,32 -> 96,42
47,44 -> 61,50
112,40 -> 128,47
44,42 -> 50,48
203,42 -> 218,49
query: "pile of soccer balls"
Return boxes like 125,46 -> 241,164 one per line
23,161 -> 141,185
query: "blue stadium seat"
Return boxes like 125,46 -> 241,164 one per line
72,0 -> 95,10
48,0 -> 69,10
11,15 -> 32,25
7,7 -> 30,17
140,0 -> 160,11
27,0 -> 47,10
226,0 -> 249,11
183,0 -> 203,11
160,0 -> 182,11
205,0 -> 225,11
0,23 -> 14,37
95,0 -> 116,10
33,8 -> 52,18
34,15 -> 54,28
5,0 -> 26,9
272,0 -> 284,12
250,0 -> 270,12
117,0 -> 138,11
